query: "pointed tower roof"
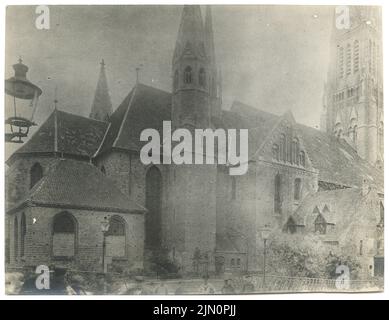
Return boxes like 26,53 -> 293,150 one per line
173,5 -> 206,64
204,6 -> 216,67
90,59 -> 113,122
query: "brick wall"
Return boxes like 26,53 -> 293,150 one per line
8,206 -> 144,273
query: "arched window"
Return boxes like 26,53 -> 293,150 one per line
231,177 -> 236,200
14,216 -> 18,261
285,217 -> 297,234
294,178 -> 302,201
346,43 -> 352,75
237,258 -> 241,267
338,46 -> 344,78
272,144 -> 279,161
20,213 -> 26,257
184,66 -> 192,84
106,215 -> 126,258
280,134 -> 286,162
292,138 -> 299,164
101,165 -> 106,175
199,68 -> 206,87
231,258 -> 235,267
145,166 -> 162,249
30,163 -> 43,189
299,151 -> 306,167
314,214 -> 327,235
52,212 -> 77,258
274,173 -> 282,214
174,70 -> 179,90
353,40 -> 359,73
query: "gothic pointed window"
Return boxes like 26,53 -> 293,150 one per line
174,70 -> 179,90
294,178 -> 302,201
338,46 -> 344,78
184,66 -> 192,84
314,214 -> 327,235
292,138 -> 299,164
353,40 -> 359,73
52,212 -> 77,258
30,163 -> 43,189
199,68 -> 206,87
346,43 -> 352,75
274,173 -> 282,214
272,144 -> 279,161
280,134 -> 286,162
299,151 -> 306,167
285,217 -> 297,234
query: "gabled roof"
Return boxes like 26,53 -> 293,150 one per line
7,159 -> 145,214
295,123 -> 383,190
7,110 -> 109,164
292,187 -> 380,229
228,101 -> 383,190
96,83 -> 172,155
219,101 -> 280,158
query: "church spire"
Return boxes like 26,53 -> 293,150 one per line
172,5 -> 211,129
205,6 -> 216,67
205,5 -> 221,118
173,5 -> 206,64
90,59 -> 112,122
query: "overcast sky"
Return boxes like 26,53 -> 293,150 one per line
5,5 -> 334,157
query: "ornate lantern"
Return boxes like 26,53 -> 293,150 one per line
5,58 -> 42,143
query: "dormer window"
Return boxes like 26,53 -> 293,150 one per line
314,214 -> 327,234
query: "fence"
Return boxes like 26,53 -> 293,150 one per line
5,266 -> 384,294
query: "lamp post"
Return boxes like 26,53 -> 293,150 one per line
100,216 -> 110,273
261,226 -> 271,290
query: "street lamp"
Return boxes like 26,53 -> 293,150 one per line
100,216 -> 110,273
261,225 -> 271,289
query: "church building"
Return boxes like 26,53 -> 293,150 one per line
5,6 -> 384,276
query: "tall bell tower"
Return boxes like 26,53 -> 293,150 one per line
167,5 -> 217,274
321,6 -> 383,166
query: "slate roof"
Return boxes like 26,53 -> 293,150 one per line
292,187 -> 380,231
8,83 -> 383,192
7,159 -> 145,214
8,110 -> 109,164
97,84 -> 172,155
225,101 -> 383,190
294,124 -> 383,190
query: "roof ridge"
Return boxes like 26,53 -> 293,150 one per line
56,109 -> 109,124
113,85 -> 138,147
136,82 -> 171,95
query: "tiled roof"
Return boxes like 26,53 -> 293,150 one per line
8,110 -> 109,163
292,187 -> 380,231
227,101 -> 383,190
8,159 -> 145,214
97,84 -> 172,155
295,124 -> 383,190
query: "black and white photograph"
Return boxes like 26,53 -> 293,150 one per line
2,2 -> 385,298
